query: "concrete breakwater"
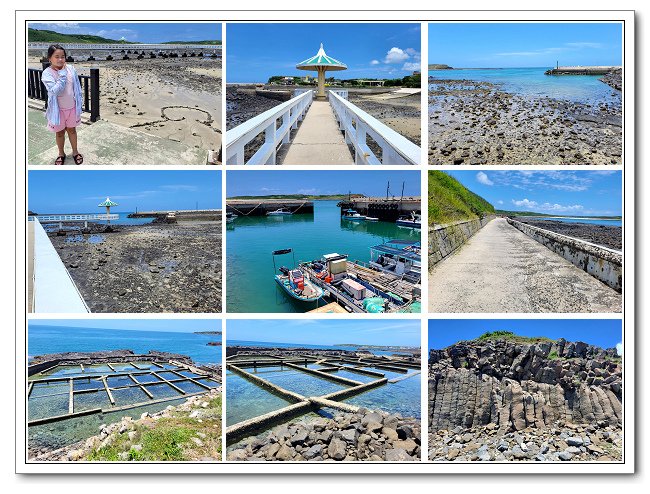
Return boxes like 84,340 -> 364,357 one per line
226,199 -> 314,216
506,218 -> 622,292
428,337 -> 622,461
228,409 -> 421,462
338,197 -> 421,222
428,216 -> 494,267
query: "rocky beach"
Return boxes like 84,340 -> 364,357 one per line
428,78 -> 622,165
428,334 -> 622,461
228,409 -> 421,462
30,56 -> 222,161
514,218 -> 622,250
49,219 -> 222,313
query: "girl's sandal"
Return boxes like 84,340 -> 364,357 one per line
54,155 -> 65,166
73,153 -> 84,165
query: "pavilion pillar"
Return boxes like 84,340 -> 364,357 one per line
317,67 -> 326,99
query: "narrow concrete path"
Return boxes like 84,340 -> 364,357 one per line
281,100 -> 354,165
428,218 -> 621,313
28,109 -> 208,165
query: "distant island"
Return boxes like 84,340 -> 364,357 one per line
228,194 -> 366,200
429,64 -> 453,70
28,28 -> 221,45
207,341 -> 222,346
337,343 -> 419,353
496,210 -> 622,220
195,331 -> 222,335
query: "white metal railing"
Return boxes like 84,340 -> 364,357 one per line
226,90 -> 314,165
328,89 -> 349,99
31,219 -> 90,313
28,43 -> 221,51
328,91 -> 421,165
36,214 -> 119,222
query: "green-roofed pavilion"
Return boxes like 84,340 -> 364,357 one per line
296,43 -> 347,99
98,197 -> 118,224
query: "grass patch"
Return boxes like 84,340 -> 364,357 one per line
428,171 -> 494,225
475,331 -> 554,344
548,350 -> 559,360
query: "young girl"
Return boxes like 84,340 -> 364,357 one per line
41,45 -> 84,165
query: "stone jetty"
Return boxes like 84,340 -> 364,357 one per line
228,408 -> 421,462
428,336 -> 622,461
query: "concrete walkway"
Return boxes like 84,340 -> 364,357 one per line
281,100 -> 354,165
428,218 -> 622,313
28,108 -> 208,165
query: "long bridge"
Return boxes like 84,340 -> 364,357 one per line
225,89 -> 421,166
28,42 -> 221,51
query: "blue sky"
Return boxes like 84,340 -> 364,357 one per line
227,170 -> 419,198
428,319 -> 622,355
228,319 -> 420,347
429,23 -> 622,68
444,170 -> 621,216
227,23 -> 421,83
28,170 -> 221,214
29,22 -> 221,43
29,319 -> 221,333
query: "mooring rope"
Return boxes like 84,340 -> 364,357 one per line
227,203 -> 263,216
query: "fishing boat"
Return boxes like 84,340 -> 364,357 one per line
272,248 -> 323,302
396,212 -> 421,228
226,212 -> 238,223
368,240 -> 421,283
341,209 -> 367,221
267,208 -> 293,216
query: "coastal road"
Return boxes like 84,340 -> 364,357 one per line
428,218 -> 622,313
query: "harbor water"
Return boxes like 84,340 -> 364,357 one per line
429,67 -> 620,106
226,200 -> 421,313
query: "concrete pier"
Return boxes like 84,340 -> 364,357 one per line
337,197 -> 421,222
226,199 -> 314,216
545,66 -> 620,75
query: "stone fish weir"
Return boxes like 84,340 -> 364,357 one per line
428,337 -> 622,461
226,347 -> 422,461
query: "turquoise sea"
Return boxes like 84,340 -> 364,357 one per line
429,67 -> 620,106
226,200 -> 421,313
228,340 -> 414,357
28,325 -> 221,365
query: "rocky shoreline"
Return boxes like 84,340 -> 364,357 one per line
228,409 -> 421,462
49,221 -> 222,313
30,388 -> 222,461
514,218 -> 622,250
428,79 -> 621,165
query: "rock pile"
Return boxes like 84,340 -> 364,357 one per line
600,68 -> 622,91
428,337 -> 622,461
228,409 -> 421,462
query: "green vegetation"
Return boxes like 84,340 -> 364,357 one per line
476,331 -> 554,344
228,194 -> 366,200
28,28 -> 138,44
87,394 -> 222,461
429,64 -> 453,70
548,350 -> 559,360
428,171 -> 494,224
384,73 -> 421,88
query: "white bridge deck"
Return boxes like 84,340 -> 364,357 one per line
28,43 -> 221,51
226,89 -> 421,166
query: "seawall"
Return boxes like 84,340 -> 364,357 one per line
428,216 -> 494,268
507,218 -> 622,292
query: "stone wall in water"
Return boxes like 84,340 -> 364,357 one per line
428,338 -> 622,432
428,216 -> 494,267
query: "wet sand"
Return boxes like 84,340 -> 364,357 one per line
428,79 -> 621,165
30,57 -> 222,157
514,218 -> 622,250
49,220 -> 222,313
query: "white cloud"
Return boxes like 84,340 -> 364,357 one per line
93,29 -> 138,40
30,22 -> 81,30
565,42 -> 603,49
402,62 -> 421,71
616,342 -> 623,356
497,200 -> 504,205
511,198 -> 584,213
297,188 -> 318,195
384,47 -> 410,64
370,60 -> 380,65
476,171 -> 494,186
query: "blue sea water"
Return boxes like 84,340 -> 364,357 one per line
429,67 -> 620,106
517,216 -> 622,227
227,340 -> 414,357
28,325 -> 221,365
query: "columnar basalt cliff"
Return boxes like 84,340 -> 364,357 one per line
428,336 -> 622,461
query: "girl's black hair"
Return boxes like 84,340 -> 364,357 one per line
47,44 -> 67,59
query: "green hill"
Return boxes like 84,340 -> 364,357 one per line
28,28 -> 138,44
428,171 -> 494,225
